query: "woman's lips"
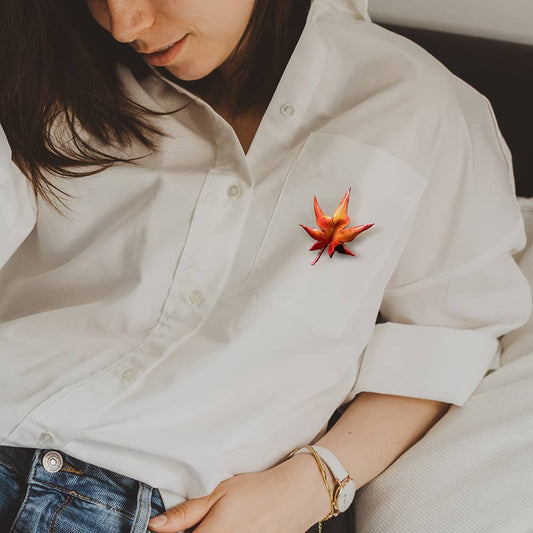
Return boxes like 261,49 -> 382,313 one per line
143,35 -> 189,66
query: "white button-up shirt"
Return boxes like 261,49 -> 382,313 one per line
1,0 -> 531,511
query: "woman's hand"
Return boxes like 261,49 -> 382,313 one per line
147,453 -> 334,533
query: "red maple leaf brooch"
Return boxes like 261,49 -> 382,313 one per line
299,187 -> 374,265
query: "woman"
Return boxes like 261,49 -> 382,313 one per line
0,0 -> 530,532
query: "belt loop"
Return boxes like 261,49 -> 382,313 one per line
131,480 -> 153,533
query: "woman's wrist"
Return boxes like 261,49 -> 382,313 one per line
279,451 -> 337,526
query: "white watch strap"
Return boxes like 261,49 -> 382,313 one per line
293,444 -> 349,483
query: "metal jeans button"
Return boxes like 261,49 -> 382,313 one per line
42,450 -> 63,473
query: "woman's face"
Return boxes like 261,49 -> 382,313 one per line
86,0 -> 255,81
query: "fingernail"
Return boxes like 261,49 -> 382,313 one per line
149,514 -> 168,526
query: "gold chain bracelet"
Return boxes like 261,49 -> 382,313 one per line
286,445 -> 336,533
305,445 -> 336,532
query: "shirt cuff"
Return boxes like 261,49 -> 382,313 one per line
351,322 -> 500,406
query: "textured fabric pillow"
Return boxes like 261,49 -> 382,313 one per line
353,196 -> 533,533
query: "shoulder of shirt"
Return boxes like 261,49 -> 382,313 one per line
312,9 -> 489,119
310,10 -> 499,177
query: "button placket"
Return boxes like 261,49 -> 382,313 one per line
161,170 -> 249,323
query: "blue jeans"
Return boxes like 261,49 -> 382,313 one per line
0,445 -> 354,532
0,445 -> 170,533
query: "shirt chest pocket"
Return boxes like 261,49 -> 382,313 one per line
238,132 -> 428,337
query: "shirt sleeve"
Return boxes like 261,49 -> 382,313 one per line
350,87 -> 532,407
0,123 -> 37,270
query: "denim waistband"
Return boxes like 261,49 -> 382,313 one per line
0,445 -> 350,533
0,445 -> 165,525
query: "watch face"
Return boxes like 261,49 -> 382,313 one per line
337,480 -> 357,512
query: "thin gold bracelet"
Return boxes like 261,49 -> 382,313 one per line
304,445 -> 336,532
285,445 -> 337,532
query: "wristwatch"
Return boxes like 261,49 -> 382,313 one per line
291,444 -> 357,514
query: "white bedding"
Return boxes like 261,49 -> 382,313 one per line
352,196 -> 533,533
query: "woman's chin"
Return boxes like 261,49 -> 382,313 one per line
162,59 -> 220,82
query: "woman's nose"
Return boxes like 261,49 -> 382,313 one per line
106,0 -> 154,43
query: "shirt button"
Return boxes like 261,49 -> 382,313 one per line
227,183 -> 242,198
121,368 -> 138,383
280,103 -> 295,117
39,432 -> 53,445
42,450 -> 63,473
188,289 -> 204,305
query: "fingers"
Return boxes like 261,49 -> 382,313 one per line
183,512 -> 223,533
148,495 -> 212,532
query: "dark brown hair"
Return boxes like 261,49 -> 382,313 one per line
0,0 -> 311,216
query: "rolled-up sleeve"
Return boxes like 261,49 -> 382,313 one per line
351,89 -> 533,406
0,123 -> 37,270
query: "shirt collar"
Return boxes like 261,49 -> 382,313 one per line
137,2 -> 329,175
131,0 -> 370,176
